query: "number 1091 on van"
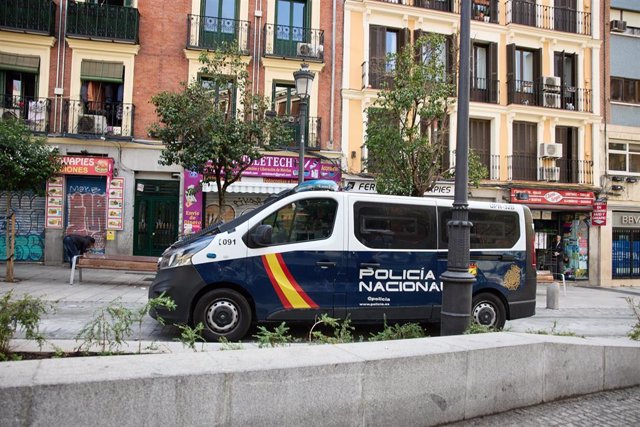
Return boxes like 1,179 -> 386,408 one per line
149,181 -> 537,341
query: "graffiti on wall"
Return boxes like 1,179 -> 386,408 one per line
66,184 -> 107,253
0,192 -> 46,262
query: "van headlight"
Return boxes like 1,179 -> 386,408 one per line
159,239 -> 211,269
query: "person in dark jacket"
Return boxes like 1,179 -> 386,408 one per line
552,234 -> 564,275
63,234 -> 95,267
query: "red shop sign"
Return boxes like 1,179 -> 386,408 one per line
592,201 -> 607,226
60,156 -> 113,177
511,188 -> 595,206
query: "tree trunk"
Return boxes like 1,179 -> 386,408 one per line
5,194 -> 14,282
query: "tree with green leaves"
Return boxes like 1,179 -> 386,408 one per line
365,33 -> 488,196
0,118 -> 61,282
150,49 -> 292,224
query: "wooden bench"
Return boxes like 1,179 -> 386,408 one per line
536,270 -> 566,295
69,254 -> 158,285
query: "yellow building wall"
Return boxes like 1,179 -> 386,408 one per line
348,99 -> 363,173
349,12 -> 364,90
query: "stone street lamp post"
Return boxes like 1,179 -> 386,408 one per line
293,63 -> 314,184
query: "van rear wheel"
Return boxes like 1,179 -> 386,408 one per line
194,289 -> 251,342
472,293 -> 506,330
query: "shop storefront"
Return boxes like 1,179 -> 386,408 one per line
183,154 -> 341,233
611,211 -> 640,279
511,188 -> 594,280
45,155 -> 114,255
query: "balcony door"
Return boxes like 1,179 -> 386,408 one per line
471,42 -> 497,103
512,121 -> 537,181
276,0 -> 308,57
470,119 -> 491,174
554,0 -> 577,33
554,51 -> 577,110
201,0 -> 237,47
272,82 -> 306,149
556,126 -> 578,183
512,0 -> 536,26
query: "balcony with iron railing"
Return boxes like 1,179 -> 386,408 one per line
448,150 -> 501,181
508,155 -> 593,184
506,0 -> 591,36
0,0 -> 55,35
1,95 -> 50,133
263,24 -> 324,62
507,80 -> 592,112
278,116 -> 321,150
66,1 -> 139,43
470,77 -> 499,103
361,59 -> 395,90
187,15 -> 250,54
371,0 -> 500,24
63,99 -> 134,139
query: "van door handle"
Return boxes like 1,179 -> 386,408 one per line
359,262 -> 380,269
316,261 -> 336,269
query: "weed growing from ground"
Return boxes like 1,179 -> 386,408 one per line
254,322 -> 294,347
369,318 -> 426,341
0,291 -> 54,361
526,320 -> 583,338
627,298 -> 640,341
176,322 -> 205,351
309,314 -> 355,344
464,323 -> 496,334
218,336 -> 244,351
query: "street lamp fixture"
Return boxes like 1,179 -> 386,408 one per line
293,63 -> 315,184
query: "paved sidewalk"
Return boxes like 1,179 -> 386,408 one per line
1,263 -> 640,341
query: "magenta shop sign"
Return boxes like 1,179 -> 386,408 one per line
241,155 -> 341,182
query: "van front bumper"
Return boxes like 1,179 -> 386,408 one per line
148,264 -> 206,325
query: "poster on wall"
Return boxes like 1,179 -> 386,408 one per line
183,170 -> 203,235
106,177 -> 125,230
45,176 -> 64,229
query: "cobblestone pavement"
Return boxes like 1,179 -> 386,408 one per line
445,386 -> 640,426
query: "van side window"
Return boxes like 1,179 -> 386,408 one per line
250,198 -> 338,246
354,202 -> 436,250
439,208 -> 520,249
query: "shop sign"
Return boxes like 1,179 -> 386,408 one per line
592,201 -> 607,226
183,170 -> 203,235
344,179 -> 376,193
45,176 -> 64,229
511,188 -> 594,206
106,178 -> 124,230
60,156 -> 113,177
612,212 -> 640,228
229,155 -> 341,183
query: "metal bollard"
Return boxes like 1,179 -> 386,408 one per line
546,283 -> 560,309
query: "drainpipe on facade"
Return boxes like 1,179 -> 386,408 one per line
53,0 -> 64,133
329,0 -> 336,149
58,0 -> 69,134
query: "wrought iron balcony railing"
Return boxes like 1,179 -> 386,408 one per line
187,15 -> 250,54
371,0 -> 500,24
506,0 -> 591,36
278,116 -> 321,150
362,59 -> 394,90
507,155 -> 593,184
449,151 -> 501,181
263,24 -> 324,62
63,100 -> 134,139
0,0 -> 55,35
470,77 -> 500,103
0,95 -> 50,133
507,80 -> 592,112
67,2 -> 139,43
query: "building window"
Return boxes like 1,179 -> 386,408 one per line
512,121 -> 537,181
470,118 -> 491,171
276,0 -> 307,42
611,77 -> 640,104
369,25 -> 408,88
608,141 -> 640,174
515,48 -> 535,92
200,75 -> 236,118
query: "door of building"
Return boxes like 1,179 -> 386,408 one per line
65,175 -> 107,254
133,180 -> 179,256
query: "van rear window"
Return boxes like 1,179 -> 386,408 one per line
354,202 -> 437,250
439,209 -> 520,249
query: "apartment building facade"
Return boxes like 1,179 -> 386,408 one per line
0,0 -> 343,263
342,0 -> 601,282
595,0 -> 640,284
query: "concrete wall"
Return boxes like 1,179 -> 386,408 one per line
1,333 -> 639,426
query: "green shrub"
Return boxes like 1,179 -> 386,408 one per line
464,323 -> 496,335
309,314 -> 355,344
369,319 -> 426,341
0,291 -> 53,360
253,322 -> 294,348
176,322 -> 205,352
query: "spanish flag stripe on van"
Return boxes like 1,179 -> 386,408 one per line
262,254 -> 318,309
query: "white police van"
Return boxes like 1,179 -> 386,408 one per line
149,180 -> 536,341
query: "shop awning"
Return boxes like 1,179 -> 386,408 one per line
0,52 -> 40,73
202,181 -> 296,194
81,60 -> 124,83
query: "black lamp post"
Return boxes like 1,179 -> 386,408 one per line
440,0 -> 475,336
293,63 -> 314,184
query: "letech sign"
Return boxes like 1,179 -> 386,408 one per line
511,189 -> 595,206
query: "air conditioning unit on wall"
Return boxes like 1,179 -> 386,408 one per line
543,92 -> 561,108
611,20 -> 627,32
297,42 -> 323,58
543,167 -> 561,182
77,114 -> 107,134
540,143 -> 563,158
542,76 -> 561,92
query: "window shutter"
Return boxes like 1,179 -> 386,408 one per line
369,25 -> 385,88
0,52 -> 40,73
81,60 -> 124,83
446,34 -> 457,88
399,28 -> 410,55
488,42 -> 498,103
413,29 -> 423,63
534,48 -> 542,105
507,44 -> 515,104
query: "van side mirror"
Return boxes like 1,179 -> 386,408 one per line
250,224 -> 273,247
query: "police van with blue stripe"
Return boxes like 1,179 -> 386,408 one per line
149,180 -> 537,341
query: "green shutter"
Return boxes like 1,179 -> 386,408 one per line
0,52 -> 40,73
81,60 -> 124,83
124,0 -> 134,7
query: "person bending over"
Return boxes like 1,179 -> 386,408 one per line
63,234 -> 95,267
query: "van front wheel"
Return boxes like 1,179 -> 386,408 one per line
472,293 -> 506,330
194,289 -> 251,342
